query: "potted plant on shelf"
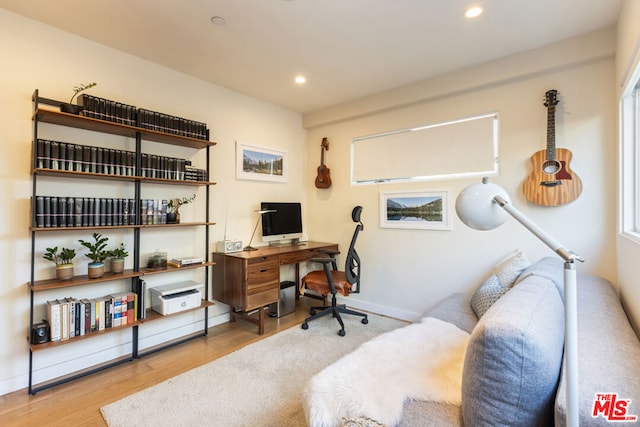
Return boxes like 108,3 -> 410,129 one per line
60,82 -> 97,115
42,246 -> 76,281
166,193 -> 196,224
79,233 -> 109,278
108,243 -> 129,274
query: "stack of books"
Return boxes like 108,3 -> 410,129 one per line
167,256 -> 203,268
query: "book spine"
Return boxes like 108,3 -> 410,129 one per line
36,196 -> 44,228
59,299 -> 69,340
47,300 -> 61,342
68,297 -> 75,338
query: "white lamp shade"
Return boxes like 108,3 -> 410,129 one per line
456,179 -> 511,230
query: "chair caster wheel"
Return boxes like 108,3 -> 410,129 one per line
301,322 -> 309,330
362,318 -> 368,325
338,329 -> 345,337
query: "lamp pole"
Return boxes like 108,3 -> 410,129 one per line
243,209 -> 276,251
456,178 -> 582,427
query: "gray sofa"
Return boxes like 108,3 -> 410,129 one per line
397,256 -> 640,426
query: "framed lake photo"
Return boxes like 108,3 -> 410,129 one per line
236,142 -> 288,183
380,190 -> 452,230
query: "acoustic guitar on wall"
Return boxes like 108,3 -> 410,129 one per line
315,137 -> 332,189
523,89 -> 582,206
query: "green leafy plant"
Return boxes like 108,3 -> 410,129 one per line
167,193 -> 196,214
108,243 -> 129,259
69,82 -> 97,104
42,247 -> 76,265
78,233 -> 109,264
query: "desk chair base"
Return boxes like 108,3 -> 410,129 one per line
301,296 -> 368,337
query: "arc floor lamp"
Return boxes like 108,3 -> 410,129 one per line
455,177 -> 583,427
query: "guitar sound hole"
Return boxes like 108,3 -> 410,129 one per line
542,160 -> 560,174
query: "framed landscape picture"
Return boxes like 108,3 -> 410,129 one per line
380,190 -> 452,230
236,142 -> 287,182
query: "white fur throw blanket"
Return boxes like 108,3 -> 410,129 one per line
303,317 -> 469,427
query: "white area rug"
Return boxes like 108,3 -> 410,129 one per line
303,317 -> 469,427
101,313 -> 407,427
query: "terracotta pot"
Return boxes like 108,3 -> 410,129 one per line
56,264 -> 74,281
88,262 -> 105,279
111,258 -> 124,274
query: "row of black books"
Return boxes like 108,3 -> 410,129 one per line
77,94 -> 209,141
77,94 -> 136,127
138,108 -> 209,141
46,292 -> 138,342
34,196 -> 189,227
35,139 -> 207,181
35,196 -> 137,228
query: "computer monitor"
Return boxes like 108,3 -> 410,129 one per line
260,202 -> 303,244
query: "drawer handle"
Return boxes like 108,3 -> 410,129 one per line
260,269 -> 268,273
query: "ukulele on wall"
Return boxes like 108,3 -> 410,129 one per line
523,89 -> 582,206
315,137 -> 332,189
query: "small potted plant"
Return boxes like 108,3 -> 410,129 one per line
108,243 -> 129,274
79,232 -> 109,278
43,246 -> 76,281
166,193 -> 196,224
60,82 -> 97,115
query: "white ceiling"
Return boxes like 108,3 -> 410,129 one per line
0,0 -> 623,114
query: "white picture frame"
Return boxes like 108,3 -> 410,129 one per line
379,190 -> 452,230
236,142 -> 287,183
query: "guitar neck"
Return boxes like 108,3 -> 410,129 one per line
546,105 -> 556,161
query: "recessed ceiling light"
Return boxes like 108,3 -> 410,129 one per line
465,6 -> 483,18
294,75 -> 306,84
210,16 -> 226,26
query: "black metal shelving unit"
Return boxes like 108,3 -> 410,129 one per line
27,90 -> 216,394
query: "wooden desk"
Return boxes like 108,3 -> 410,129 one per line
212,241 -> 338,334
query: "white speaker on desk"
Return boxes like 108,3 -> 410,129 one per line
217,240 -> 243,253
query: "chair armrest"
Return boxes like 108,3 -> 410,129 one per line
309,255 -> 338,270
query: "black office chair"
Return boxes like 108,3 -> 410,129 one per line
301,206 -> 368,336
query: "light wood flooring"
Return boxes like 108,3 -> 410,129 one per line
0,298 -> 317,427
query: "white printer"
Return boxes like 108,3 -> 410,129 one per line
150,281 -> 203,315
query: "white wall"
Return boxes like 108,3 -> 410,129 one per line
616,0 -> 640,336
302,29 -> 618,321
0,7 -> 625,397
0,9 -> 306,395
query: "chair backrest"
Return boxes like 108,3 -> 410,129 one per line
345,206 -> 363,292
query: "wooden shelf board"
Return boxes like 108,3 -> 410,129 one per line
31,270 -> 141,291
140,261 -> 215,275
141,300 -> 214,323
139,222 -> 216,229
35,109 -> 216,149
30,321 -> 140,352
31,168 -> 215,186
31,222 -> 215,232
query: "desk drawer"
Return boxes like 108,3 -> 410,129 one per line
279,249 -> 329,265
247,256 -> 279,288
247,287 -> 279,310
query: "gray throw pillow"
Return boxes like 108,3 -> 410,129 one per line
493,249 -> 531,287
470,274 -> 508,318
462,277 -> 565,426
